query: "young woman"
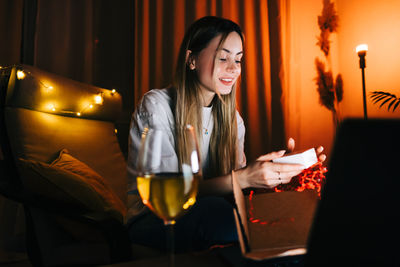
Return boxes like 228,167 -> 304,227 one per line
127,16 -> 325,252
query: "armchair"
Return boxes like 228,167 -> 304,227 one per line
0,64 -> 137,266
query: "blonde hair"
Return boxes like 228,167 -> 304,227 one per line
172,16 -> 244,177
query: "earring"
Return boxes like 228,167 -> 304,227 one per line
190,64 -> 195,70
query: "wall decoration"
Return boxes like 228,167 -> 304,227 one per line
314,0 -> 342,127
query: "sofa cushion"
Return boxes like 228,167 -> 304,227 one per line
18,149 -> 127,222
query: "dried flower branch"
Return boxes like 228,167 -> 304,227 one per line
335,74 -> 343,102
315,58 -> 335,111
315,0 -> 342,128
318,0 -> 339,33
317,30 -> 331,57
316,0 -> 339,56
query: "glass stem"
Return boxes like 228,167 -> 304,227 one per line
165,221 -> 175,267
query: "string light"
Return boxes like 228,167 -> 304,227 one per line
274,162 -> 327,196
45,103 -> 57,112
46,85 -> 53,91
7,66 -> 117,117
16,70 -> 26,80
94,93 -> 103,104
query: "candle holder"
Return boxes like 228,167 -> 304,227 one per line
356,44 -> 368,119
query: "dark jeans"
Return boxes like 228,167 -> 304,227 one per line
127,196 -> 238,252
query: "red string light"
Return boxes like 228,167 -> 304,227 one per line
274,161 -> 327,196
248,162 -> 327,225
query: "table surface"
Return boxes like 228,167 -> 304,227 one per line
99,245 -> 304,267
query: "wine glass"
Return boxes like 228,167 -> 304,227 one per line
136,125 -> 201,266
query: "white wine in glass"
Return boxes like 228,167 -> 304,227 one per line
136,125 -> 201,266
137,172 -> 199,223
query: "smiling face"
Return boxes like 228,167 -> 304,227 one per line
191,31 -> 243,106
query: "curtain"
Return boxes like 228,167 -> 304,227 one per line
134,0 -> 285,161
0,0 -> 27,255
0,0 -> 286,161
0,0 -> 136,255
34,0 -> 95,83
0,0 -> 286,256
0,0 -> 24,65
21,0 -> 135,112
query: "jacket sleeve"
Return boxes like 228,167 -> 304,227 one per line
126,90 -> 178,192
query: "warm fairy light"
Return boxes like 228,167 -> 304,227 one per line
45,103 -> 56,112
111,89 -> 116,94
16,70 -> 26,80
356,44 -> 368,54
114,128 -> 118,134
14,68 -> 108,117
77,100 -> 96,115
94,94 -> 103,104
42,84 -> 54,93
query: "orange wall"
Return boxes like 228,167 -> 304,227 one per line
336,0 -> 400,119
283,0 -> 336,158
284,0 -> 400,161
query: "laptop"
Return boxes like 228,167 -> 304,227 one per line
304,118 -> 400,266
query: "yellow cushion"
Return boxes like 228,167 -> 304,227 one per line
18,149 -> 127,222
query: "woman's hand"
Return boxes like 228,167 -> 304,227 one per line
235,150 -> 305,189
235,138 -> 327,190
287,137 -> 326,163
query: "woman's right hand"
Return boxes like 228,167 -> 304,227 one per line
235,150 -> 305,189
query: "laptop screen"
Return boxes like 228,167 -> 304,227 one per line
304,118 -> 400,266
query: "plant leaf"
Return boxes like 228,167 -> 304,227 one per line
393,101 -> 400,112
369,91 -> 400,112
387,99 -> 397,111
372,96 -> 385,103
372,94 -> 390,104
379,97 -> 392,108
370,91 -> 390,101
